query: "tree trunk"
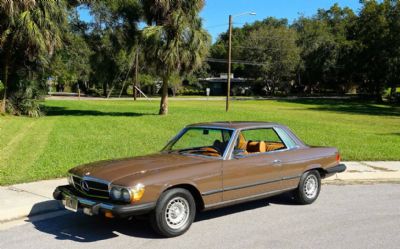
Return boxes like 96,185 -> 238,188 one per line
390,85 -> 396,102
375,81 -> 383,103
1,56 -> 9,113
159,76 -> 169,115
103,82 -> 108,97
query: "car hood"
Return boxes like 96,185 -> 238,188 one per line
69,153 -> 212,184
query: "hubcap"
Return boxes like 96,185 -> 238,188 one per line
165,197 -> 190,229
304,175 -> 318,199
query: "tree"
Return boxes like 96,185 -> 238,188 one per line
240,20 -> 300,95
50,33 -> 92,91
293,16 -> 339,93
382,0 -> 400,101
0,0 -> 67,113
141,0 -> 211,115
85,0 -> 141,97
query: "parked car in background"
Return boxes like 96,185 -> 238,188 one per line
54,122 -> 346,237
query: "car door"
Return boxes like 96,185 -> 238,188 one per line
222,128 -> 284,201
272,127 -> 308,190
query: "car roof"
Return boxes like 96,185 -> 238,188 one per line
186,121 -> 283,130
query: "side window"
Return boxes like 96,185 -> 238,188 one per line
236,128 -> 287,154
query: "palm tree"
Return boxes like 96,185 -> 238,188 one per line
141,0 -> 210,115
0,0 -> 67,113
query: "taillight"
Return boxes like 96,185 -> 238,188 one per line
336,153 -> 341,163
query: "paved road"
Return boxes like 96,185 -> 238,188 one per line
1,184 -> 399,249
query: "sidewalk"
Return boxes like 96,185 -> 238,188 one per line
0,161 -> 399,223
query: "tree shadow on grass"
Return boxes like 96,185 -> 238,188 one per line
277,98 -> 400,117
30,193 -> 297,242
42,106 -> 157,117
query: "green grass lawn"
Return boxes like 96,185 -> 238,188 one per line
0,98 -> 399,185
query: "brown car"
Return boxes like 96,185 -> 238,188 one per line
53,121 -> 346,237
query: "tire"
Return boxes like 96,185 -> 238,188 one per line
294,170 -> 321,205
150,188 -> 196,237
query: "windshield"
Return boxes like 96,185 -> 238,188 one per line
164,127 -> 233,157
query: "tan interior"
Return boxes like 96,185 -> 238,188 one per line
201,147 -> 221,157
237,133 -> 248,150
247,141 -> 266,153
237,132 -> 285,154
266,142 -> 285,152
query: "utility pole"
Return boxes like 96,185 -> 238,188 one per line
226,12 -> 256,112
133,48 -> 139,101
226,15 -> 233,112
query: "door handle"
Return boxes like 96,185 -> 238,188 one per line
272,159 -> 282,165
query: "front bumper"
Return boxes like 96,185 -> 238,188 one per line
53,185 -> 155,218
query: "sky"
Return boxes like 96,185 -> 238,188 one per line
79,0 -> 362,42
201,0 -> 362,41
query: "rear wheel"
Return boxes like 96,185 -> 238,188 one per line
294,170 -> 321,204
150,188 -> 196,237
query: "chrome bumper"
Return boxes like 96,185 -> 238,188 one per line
53,185 -> 155,218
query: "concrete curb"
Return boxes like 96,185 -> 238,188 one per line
0,161 -> 399,223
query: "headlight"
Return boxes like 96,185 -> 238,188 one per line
110,187 -> 122,200
109,184 -> 145,203
121,189 -> 131,202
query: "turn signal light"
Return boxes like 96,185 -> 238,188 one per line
104,211 -> 114,218
131,184 -> 145,202
336,153 -> 341,163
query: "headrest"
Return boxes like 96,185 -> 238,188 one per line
247,141 -> 266,153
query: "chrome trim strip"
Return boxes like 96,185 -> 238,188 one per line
223,129 -> 240,160
204,187 -> 296,210
202,189 -> 222,196
282,175 -> 301,181
179,152 -> 224,160
185,125 -> 236,131
201,175 -> 301,196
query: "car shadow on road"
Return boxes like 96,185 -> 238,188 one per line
29,192 -> 298,242
195,192 -> 298,222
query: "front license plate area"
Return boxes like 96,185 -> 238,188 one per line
64,196 -> 78,212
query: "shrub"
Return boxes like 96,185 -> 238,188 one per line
176,87 -> 205,96
6,80 -> 46,117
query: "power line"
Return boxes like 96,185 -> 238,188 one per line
232,45 -> 298,52
205,23 -> 229,29
206,58 -> 268,66
206,58 -> 345,69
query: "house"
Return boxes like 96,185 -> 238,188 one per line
199,74 -> 250,96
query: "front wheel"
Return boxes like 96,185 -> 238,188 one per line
150,188 -> 196,237
294,170 -> 321,204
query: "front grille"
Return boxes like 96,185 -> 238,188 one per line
72,175 -> 110,199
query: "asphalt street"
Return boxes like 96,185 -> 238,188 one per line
1,184 -> 399,249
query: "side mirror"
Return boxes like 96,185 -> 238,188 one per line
233,149 -> 246,159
